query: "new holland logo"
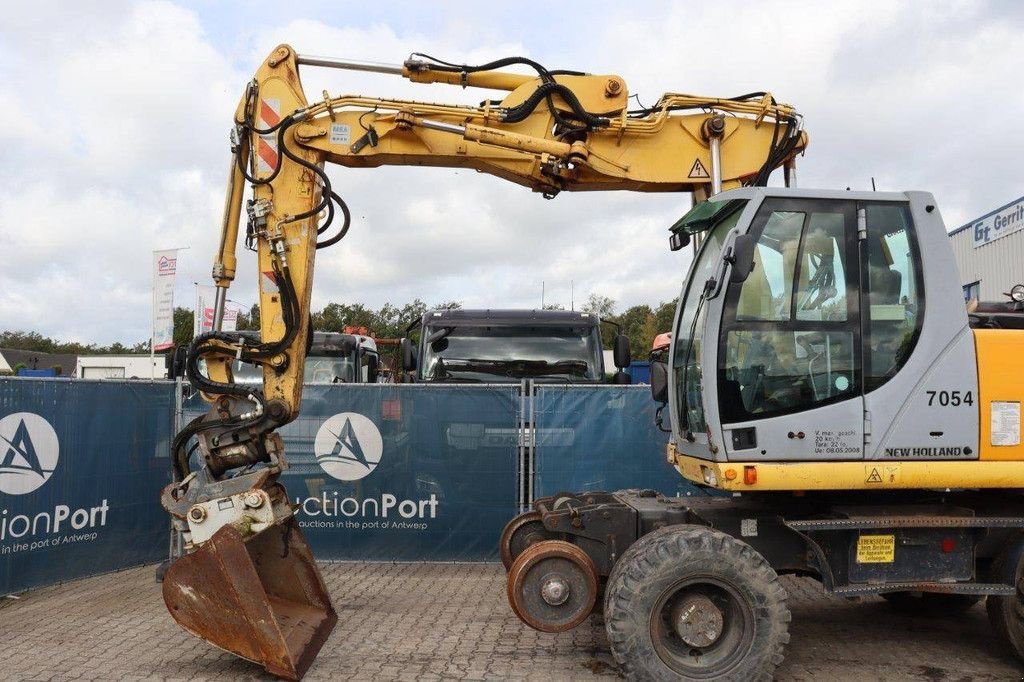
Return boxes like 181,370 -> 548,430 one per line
0,413 -> 59,495
314,412 -> 383,482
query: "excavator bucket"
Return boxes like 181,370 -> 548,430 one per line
162,521 -> 337,680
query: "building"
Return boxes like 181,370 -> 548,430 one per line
0,349 -> 78,376
949,195 -> 1024,302
76,354 -> 167,379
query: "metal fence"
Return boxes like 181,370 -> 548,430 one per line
182,382 -> 708,562
0,377 -> 705,594
0,378 -> 173,595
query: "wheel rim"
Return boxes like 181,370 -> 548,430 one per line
649,575 -> 756,678
507,540 -> 597,633
499,511 -> 549,570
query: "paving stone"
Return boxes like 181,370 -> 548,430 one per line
1,563 -> 1023,680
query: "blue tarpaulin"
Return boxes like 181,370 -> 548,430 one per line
185,384 -> 521,561
0,379 -> 173,595
0,378 -> 707,593
532,385 -> 712,499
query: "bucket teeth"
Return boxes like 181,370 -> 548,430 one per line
163,521 -> 337,680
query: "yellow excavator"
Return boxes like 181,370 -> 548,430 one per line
160,44 -> 807,679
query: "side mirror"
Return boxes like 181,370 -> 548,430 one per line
366,354 -> 380,383
168,345 -> 188,379
613,334 -> 631,369
612,370 -> 632,385
650,361 -> 668,403
400,337 -> 417,372
728,233 -> 757,283
669,232 -> 691,252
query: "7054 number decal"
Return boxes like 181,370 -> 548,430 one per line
926,390 -> 974,407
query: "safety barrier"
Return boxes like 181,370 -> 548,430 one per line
0,378 -> 173,596
183,384 -> 522,561
0,378 -> 703,594
531,385 -> 712,499
182,383 -> 707,561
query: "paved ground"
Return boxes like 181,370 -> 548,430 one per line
1,562 -> 1022,681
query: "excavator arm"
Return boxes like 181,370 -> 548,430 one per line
159,43 -> 807,680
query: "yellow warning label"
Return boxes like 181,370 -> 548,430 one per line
865,465 -> 900,484
856,534 -> 896,563
688,158 -> 710,179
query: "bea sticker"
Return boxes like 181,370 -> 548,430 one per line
314,412 -> 383,481
0,413 -> 60,495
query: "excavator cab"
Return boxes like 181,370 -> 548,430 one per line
663,187 -> 986,480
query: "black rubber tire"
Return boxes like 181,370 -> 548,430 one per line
986,533 -> 1024,662
604,525 -> 790,681
882,591 -> 982,615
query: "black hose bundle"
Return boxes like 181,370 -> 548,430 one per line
409,52 -> 609,133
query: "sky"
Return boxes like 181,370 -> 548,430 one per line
0,1 -> 1022,345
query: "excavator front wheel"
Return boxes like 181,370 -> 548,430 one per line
604,525 -> 790,681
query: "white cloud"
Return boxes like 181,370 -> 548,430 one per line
1,1 -> 1021,345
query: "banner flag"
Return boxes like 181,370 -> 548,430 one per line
195,285 -> 238,334
151,250 -> 178,352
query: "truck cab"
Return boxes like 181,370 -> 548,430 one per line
400,309 -> 631,384
169,331 -> 381,384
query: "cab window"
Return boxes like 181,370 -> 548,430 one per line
719,200 -> 859,423
864,204 -> 922,391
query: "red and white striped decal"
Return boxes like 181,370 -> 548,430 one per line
256,98 -> 281,176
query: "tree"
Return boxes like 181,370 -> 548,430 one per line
236,303 -> 261,331
172,307 -> 194,347
582,294 -> 616,319
618,304 -> 654,354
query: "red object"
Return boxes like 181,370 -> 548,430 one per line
743,466 -> 757,485
382,399 -> 402,421
941,537 -> 956,553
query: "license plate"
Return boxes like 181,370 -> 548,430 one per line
856,534 -> 895,563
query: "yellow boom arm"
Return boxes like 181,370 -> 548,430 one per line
200,44 -> 805,425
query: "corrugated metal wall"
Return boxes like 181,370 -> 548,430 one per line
949,218 -> 1024,302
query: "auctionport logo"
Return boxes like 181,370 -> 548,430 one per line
0,413 -> 59,495
314,412 -> 383,481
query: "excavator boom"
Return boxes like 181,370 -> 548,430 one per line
160,43 -> 807,679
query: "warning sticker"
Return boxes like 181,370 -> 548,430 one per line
991,401 -> 1021,446
865,465 -> 900,485
688,158 -> 710,179
856,534 -> 895,563
330,123 -> 351,145
261,270 -> 279,294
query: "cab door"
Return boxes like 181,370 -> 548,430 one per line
716,198 -> 864,461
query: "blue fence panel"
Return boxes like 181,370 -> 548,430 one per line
185,384 -> 520,561
532,385 -> 713,498
0,378 -> 173,595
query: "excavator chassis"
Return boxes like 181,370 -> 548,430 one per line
504,489 -> 1024,677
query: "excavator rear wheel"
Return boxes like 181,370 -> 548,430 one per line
986,534 -> 1024,662
499,511 -> 557,570
507,540 -> 598,633
604,525 -> 790,681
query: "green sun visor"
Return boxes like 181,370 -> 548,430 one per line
669,199 -> 747,236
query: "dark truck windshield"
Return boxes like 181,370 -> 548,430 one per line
203,352 -> 359,384
421,325 -> 602,383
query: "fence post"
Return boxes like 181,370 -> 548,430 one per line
527,380 -> 535,506
167,377 -> 185,561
